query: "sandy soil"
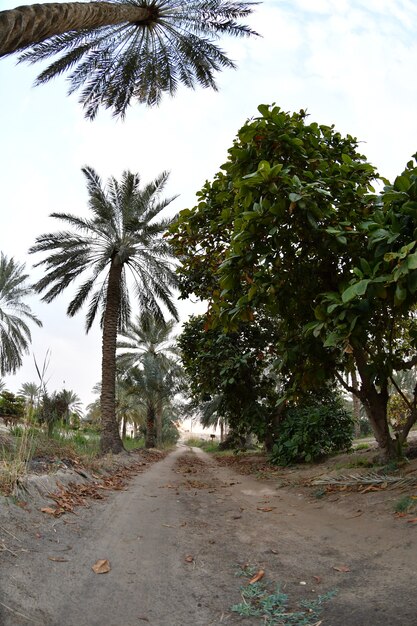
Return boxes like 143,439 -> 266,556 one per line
0,444 -> 416,625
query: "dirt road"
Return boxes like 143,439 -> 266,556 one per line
1,444 -> 416,625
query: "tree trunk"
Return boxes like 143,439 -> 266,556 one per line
220,419 -> 224,443
100,258 -> 124,455
0,2 -> 152,57
350,368 -> 362,438
122,416 -> 127,440
264,404 -> 286,453
155,398 -> 163,446
145,403 -> 156,448
353,348 -> 396,460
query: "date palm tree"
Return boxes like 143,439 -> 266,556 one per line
0,253 -> 42,376
117,311 -> 178,370
118,312 -> 182,444
29,166 -> 179,454
0,1 -> 257,119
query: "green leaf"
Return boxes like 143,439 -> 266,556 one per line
289,192 -> 302,202
323,332 -> 342,348
394,174 -> 411,192
314,305 -> 326,321
341,279 -> 370,303
408,271 -> 417,294
394,283 -> 407,306
257,104 -> 270,118
407,252 -> 417,270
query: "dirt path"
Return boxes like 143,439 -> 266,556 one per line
1,444 -> 416,625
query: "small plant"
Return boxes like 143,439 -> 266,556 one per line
185,437 -> 220,452
334,458 -> 375,470
0,424 -> 36,495
355,443 -> 370,451
394,496 -> 416,514
123,436 -> 145,451
231,565 -> 336,625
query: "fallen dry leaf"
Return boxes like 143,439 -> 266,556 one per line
92,559 -> 111,574
257,506 -> 275,513
406,517 -> 417,524
48,556 -> 68,562
248,570 -> 265,584
313,575 -> 322,584
40,507 -> 59,516
333,565 -> 350,573
184,555 -> 194,563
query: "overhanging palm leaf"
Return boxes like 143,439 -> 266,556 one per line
1,0 -> 258,119
29,166 -> 179,454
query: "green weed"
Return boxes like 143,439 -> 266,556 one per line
394,496 -> 416,514
231,565 -> 336,625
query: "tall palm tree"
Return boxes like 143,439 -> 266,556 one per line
0,253 -> 42,376
0,1 -> 257,118
29,166 -> 179,454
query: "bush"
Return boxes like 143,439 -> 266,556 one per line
270,390 -> 354,465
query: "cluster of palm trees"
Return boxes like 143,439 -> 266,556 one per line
0,167 -> 183,452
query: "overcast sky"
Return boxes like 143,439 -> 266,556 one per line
2,0 -> 417,408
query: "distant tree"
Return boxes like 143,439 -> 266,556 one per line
30,168 -> 178,454
59,388 -> 82,426
117,312 -> 178,371
0,1 -> 257,119
38,391 -> 67,437
118,312 -> 182,445
0,390 -> 25,427
19,381 -> 41,420
178,313 -> 282,450
0,253 -> 42,376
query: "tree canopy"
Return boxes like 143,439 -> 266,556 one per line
1,0 -> 257,118
170,104 -> 417,459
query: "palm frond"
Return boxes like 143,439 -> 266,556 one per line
18,0 -> 258,119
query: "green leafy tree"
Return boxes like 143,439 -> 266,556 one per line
0,390 -> 25,426
0,253 -> 42,376
172,105 -> 402,452
1,1 -> 257,119
29,167 -> 179,455
178,313 -> 283,449
309,157 -> 417,454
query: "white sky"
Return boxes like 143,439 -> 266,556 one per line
2,0 -> 417,409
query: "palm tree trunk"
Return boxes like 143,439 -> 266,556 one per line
100,258 -> 124,455
0,2 -> 152,57
145,403 -> 156,448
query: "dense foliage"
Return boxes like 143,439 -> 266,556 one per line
171,104 -> 417,459
178,313 -> 282,448
270,389 -> 354,465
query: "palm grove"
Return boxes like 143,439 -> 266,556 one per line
2,2 -> 417,462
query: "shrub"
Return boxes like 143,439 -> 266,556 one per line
270,390 -> 354,465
